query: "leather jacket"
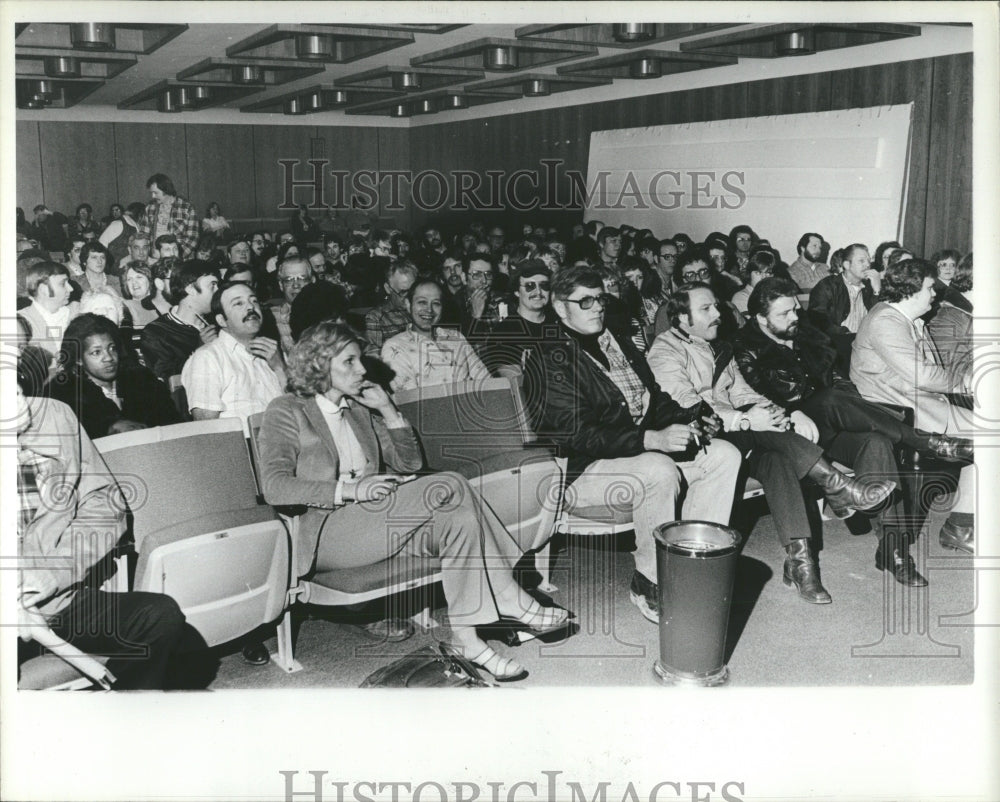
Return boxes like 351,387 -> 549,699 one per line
525,323 -> 701,483
732,318 -> 842,409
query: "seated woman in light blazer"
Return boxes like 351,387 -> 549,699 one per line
258,321 -> 570,681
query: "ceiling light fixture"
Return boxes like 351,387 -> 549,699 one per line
484,45 -> 518,71
414,98 -> 436,115
392,71 -> 422,91
44,56 -> 80,78
232,65 -> 265,84
295,34 -> 335,60
612,24 -> 656,43
70,23 -> 115,50
774,30 -> 816,55
157,89 -> 182,113
284,98 -> 306,115
441,94 -> 467,110
629,57 -> 662,78
389,103 -> 410,118
523,78 -> 551,97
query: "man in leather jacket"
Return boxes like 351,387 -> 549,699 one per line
731,277 -> 958,587
525,265 -> 742,623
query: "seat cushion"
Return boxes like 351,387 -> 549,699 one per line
310,553 -> 441,594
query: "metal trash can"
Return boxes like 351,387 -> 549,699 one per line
652,520 -> 741,686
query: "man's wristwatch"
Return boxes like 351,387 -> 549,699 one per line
738,414 -> 752,431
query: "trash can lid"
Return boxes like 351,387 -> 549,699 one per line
654,520 -> 742,558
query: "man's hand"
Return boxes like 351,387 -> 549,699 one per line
469,288 -> 488,319
197,324 -> 218,345
701,413 -> 723,440
107,419 -> 147,435
248,336 -> 278,362
746,402 -> 788,432
789,410 -> 820,443
863,269 -> 882,294
343,473 -> 407,503
645,423 -> 694,453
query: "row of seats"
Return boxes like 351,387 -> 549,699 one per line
21,375 -> 841,689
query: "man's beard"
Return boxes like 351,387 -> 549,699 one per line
803,251 -> 821,263
766,320 -> 798,340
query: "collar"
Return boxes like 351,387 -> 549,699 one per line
670,326 -> 712,347
31,300 -> 69,325
406,322 -> 440,341
217,328 -> 255,355
315,394 -> 352,415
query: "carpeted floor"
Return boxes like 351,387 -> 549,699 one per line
207,500 -> 974,690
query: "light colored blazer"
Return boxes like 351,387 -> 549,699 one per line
851,302 -> 963,434
257,393 -> 423,577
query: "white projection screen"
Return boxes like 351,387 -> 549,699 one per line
584,104 -> 913,257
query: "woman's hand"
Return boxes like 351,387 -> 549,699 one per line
354,382 -> 393,412
343,474 -> 407,502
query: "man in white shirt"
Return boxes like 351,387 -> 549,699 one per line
381,278 -> 490,393
17,261 -> 74,365
182,281 -> 285,428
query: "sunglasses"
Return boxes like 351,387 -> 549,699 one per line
522,280 -> 551,292
564,293 -> 612,310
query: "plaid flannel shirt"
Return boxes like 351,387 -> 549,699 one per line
139,195 -> 199,258
365,302 -> 411,349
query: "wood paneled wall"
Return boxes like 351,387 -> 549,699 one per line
16,121 -> 412,232
409,53 -> 972,255
18,53 -> 971,254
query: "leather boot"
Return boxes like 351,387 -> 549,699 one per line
926,434 -> 974,463
939,516 -> 974,554
806,458 -> 896,519
875,533 -> 928,587
782,538 -> 832,604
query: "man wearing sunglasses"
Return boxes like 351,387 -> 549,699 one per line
482,260 -> 558,375
525,265 -> 742,624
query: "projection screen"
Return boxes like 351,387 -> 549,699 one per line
583,104 -> 913,258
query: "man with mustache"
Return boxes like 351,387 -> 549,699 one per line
648,283 -> 895,604
181,280 -> 285,429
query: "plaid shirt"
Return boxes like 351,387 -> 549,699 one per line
139,194 -> 199,258
597,329 -> 649,422
18,449 -> 45,536
365,302 -> 411,349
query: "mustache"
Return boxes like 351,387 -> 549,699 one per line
243,310 -> 261,322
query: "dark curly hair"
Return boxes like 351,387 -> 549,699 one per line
879,258 -> 936,303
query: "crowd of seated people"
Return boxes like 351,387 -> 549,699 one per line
15,190 -> 978,687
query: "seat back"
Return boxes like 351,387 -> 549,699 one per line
394,378 -> 533,470
95,418 -> 260,553
167,375 -> 191,421
95,418 -> 289,649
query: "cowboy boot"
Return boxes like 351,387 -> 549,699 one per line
783,538 -> 832,604
806,458 -> 896,519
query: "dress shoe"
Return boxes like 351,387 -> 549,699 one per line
927,434 -> 974,463
628,571 -> 660,623
875,544 -> 928,587
807,458 -> 896,519
939,518 -> 974,554
241,641 -> 270,666
356,618 -> 415,643
782,538 -> 832,604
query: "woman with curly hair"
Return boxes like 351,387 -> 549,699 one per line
257,321 -> 572,681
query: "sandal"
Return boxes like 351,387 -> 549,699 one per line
458,643 -> 528,683
499,604 -> 572,637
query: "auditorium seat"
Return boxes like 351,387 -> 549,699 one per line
94,419 -> 294,669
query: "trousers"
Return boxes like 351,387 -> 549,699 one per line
564,440 -> 742,582
313,472 -> 531,628
50,588 -> 186,690
722,429 -> 824,547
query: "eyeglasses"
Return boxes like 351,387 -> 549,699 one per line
563,293 -> 612,310
659,253 -> 677,260
280,275 -> 311,286
468,270 -> 493,280
681,267 -> 712,281
522,280 -> 551,293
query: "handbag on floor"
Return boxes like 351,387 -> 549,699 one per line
359,643 -> 494,688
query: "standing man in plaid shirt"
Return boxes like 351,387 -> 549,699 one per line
139,173 -> 199,259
